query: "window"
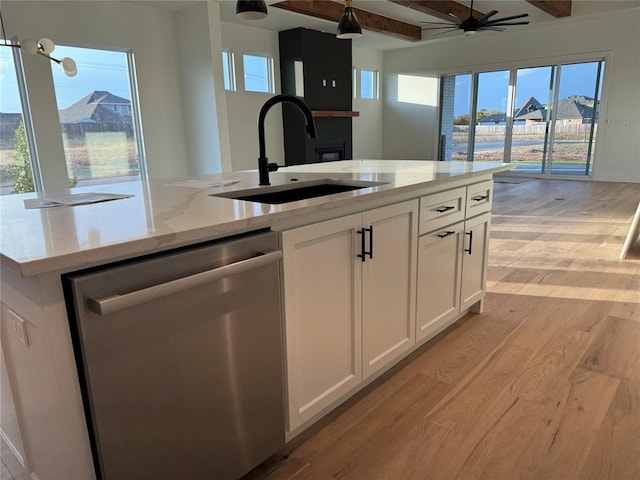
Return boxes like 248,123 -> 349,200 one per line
352,67 -> 357,98
221,50 -> 236,91
360,69 -> 379,100
294,60 -> 304,97
242,54 -> 274,93
51,46 -> 145,187
0,46 -> 38,195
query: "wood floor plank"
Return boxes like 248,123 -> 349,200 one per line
579,416 -> 640,480
413,293 -> 536,386
508,329 -> 595,404
608,378 -> 640,426
426,345 -> 535,432
579,315 -> 640,378
281,373 -> 451,480
512,401 -> 599,479
453,396 -> 547,480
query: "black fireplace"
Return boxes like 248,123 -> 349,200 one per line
315,143 -> 345,162
279,28 -> 354,166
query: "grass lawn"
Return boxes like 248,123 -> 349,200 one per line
0,132 -> 140,187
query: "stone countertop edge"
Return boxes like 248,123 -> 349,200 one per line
0,161 -> 513,277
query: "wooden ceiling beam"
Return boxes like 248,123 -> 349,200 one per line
525,1 -> 572,18
388,1 -> 483,23
272,1 -> 422,41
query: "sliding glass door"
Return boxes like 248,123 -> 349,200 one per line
510,65 -> 555,174
439,74 -> 471,161
439,58 -> 605,178
473,70 -> 510,163
549,61 -> 603,176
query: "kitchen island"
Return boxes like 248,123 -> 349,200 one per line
0,160 -> 510,479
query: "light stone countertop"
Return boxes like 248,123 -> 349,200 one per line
0,160 -> 512,276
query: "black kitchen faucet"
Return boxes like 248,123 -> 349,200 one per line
258,94 -> 317,186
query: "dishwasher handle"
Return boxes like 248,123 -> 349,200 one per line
88,250 -> 283,316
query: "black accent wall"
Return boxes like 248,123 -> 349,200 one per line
279,28 -> 353,165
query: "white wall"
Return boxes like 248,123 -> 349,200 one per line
383,6 -> 640,182
353,47 -> 384,159
175,1 -> 223,175
3,0 -> 190,182
221,22 -> 284,172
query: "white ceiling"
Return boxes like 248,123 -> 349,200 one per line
128,1 -> 640,51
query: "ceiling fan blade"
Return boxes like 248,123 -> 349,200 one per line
484,13 -> 529,24
448,13 -> 464,23
432,27 -> 461,36
484,21 -> 529,27
420,21 -> 457,25
477,10 -> 499,22
480,26 -> 505,31
422,25 -> 463,30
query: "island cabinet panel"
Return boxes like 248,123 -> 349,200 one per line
460,212 -> 491,312
416,183 -> 493,344
416,223 -> 464,342
281,213 -> 363,432
361,202 -> 417,380
281,200 -> 418,432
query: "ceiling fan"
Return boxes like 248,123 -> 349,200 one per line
421,0 -> 530,36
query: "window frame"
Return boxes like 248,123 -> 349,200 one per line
242,53 -> 275,94
359,68 -> 380,100
4,41 -> 44,192
221,49 -> 237,92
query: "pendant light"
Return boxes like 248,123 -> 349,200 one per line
0,9 -> 77,77
337,0 -> 362,39
236,1 -> 268,20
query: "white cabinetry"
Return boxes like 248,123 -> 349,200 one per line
361,203 -> 417,380
416,223 -> 464,342
460,212 -> 491,312
281,200 -> 417,432
416,181 -> 493,343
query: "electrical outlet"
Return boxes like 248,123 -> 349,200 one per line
7,309 -> 29,347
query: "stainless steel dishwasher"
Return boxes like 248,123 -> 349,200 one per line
63,230 -> 284,480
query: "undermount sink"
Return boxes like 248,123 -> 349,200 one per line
211,179 -> 387,205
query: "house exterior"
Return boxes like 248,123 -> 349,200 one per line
478,113 -> 506,125
58,90 -> 132,124
514,95 -> 597,125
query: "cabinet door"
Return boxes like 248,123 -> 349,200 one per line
460,212 -> 491,311
281,214 -> 362,432
361,200 -> 418,379
416,222 -> 464,343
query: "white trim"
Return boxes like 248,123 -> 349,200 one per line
0,429 -> 26,469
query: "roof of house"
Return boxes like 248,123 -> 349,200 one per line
514,96 -> 543,118
58,90 -> 131,124
556,96 -> 595,119
514,95 -> 596,121
478,113 -> 507,123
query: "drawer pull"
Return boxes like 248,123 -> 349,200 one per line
435,205 -> 456,213
437,231 -> 456,239
472,194 -> 489,202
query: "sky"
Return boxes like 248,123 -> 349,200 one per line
454,61 -> 603,117
1,45 -> 131,113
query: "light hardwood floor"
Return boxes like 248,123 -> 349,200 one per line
250,178 -> 640,480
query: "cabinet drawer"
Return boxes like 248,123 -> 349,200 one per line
466,180 -> 493,218
419,187 -> 466,235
